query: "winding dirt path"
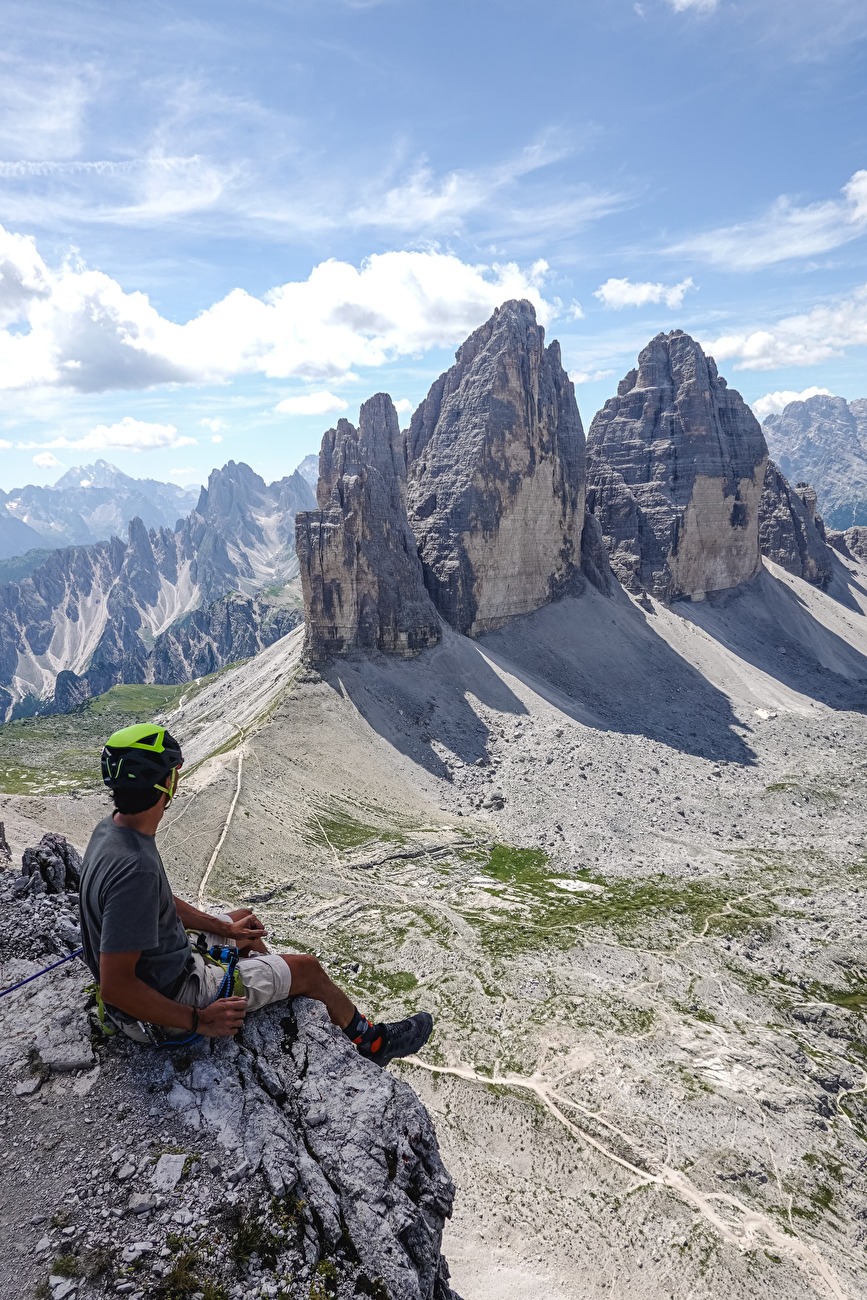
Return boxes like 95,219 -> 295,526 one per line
406,1057 -> 850,1300
197,749 -> 244,908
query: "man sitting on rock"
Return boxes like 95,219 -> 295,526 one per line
79,723 -> 433,1063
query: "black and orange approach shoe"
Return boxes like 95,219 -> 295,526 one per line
359,1012 -> 434,1066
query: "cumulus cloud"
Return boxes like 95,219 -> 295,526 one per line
670,170 -> 867,271
668,0 -> 718,11
0,225 -> 554,394
25,416 -> 197,453
0,438 -> 11,449
274,391 -> 350,417
751,387 -> 834,420
706,284 -> 867,370
211,434 -> 223,444
199,417 -> 226,432
393,398 -> 413,415
32,450 -> 61,468
570,368 -> 616,385
594,276 -> 695,310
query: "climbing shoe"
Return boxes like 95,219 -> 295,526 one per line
359,1012 -> 434,1067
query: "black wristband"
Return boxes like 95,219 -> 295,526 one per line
190,1008 -> 199,1034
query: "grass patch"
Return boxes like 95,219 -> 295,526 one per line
458,847 -> 747,954
0,678 -> 213,795
304,797 -> 414,856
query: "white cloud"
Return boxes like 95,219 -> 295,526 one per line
25,416 -> 197,453
667,0 -> 718,11
274,391 -> 350,417
594,276 -> 695,310
0,226 -> 555,394
669,170 -> 867,271
393,398 -> 413,415
751,387 -> 834,420
167,466 -> 200,480
0,438 -> 11,449
570,368 -> 616,385
706,284 -> 867,370
211,434 -> 223,444
199,417 -> 225,432
32,450 -> 61,468
0,58 -> 89,159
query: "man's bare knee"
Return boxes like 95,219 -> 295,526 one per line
283,953 -> 327,996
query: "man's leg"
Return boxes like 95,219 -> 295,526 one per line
279,953 -> 433,1066
281,954 -> 353,1027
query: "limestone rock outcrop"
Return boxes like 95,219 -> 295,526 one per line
0,840 -> 458,1300
828,526 -> 867,564
759,462 -> 833,587
405,299 -> 586,636
586,331 -> 768,602
296,394 -> 441,660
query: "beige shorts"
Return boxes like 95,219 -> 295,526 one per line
117,914 -> 291,1043
177,913 -> 292,1013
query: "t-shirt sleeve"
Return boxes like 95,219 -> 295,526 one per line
99,861 -> 161,954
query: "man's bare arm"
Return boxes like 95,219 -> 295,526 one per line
99,951 -> 247,1038
173,897 -> 266,945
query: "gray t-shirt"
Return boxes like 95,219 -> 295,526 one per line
80,816 -> 191,995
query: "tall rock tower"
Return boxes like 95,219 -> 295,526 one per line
295,394 -> 441,661
586,330 -> 768,602
405,299 -> 586,636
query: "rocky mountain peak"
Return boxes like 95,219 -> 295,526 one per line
406,298 -> 586,636
53,459 -> 131,490
196,460 -> 267,518
296,394 -> 440,660
763,393 -> 867,529
587,331 -> 768,601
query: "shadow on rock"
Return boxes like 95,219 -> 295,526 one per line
678,569 -> 867,714
480,588 -> 759,766
323,627 -> 529,780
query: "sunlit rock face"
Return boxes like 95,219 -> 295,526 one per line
296,393 -> 441,661
587,330 -> 768,602
405,299 -> 586,636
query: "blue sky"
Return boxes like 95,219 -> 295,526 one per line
1,0 -> 866,490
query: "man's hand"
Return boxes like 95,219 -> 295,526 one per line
227,911 -> 267,946
198,996 -> 248,1038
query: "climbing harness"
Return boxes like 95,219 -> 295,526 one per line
94,936 -> 244,1049
0,948 -> 84,1000
2,927 -> 244,1051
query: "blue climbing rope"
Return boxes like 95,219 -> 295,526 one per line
0,948 -> 84,1000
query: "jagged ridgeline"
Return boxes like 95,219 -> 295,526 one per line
0,463 -> 314,722
0,302 -> 841,715
297,307 -> 838,660
297,300 -> 610,659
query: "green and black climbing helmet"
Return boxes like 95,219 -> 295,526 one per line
101,724 -> 184,804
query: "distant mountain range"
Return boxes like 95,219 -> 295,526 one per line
763,395 -> 867,529
0,460 -> 315,720
0,460 -> 200,559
